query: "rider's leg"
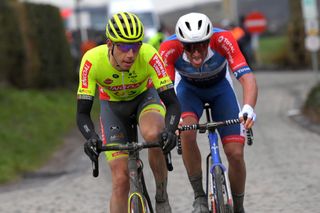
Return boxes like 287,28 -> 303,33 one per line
175,80 -> 208,212
139,110 -> 171,211
100,100 -> 132,213
181,115 -> 206,199
181,115 -> 209,213
209,78 -> 247,212
223,141 -> 246,213
108,157 -> 130,213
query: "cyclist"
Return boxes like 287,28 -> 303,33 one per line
159,13 -> 258,213
76,12 -> 181,213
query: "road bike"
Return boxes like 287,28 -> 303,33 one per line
178,103 -> 253,213
90,126 -> 173,213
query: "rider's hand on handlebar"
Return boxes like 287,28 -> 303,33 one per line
239,104 -> 256,129
159,130 -> 177,154
84,134 -> 102,162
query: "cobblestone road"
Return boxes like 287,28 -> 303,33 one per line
0,71 -> 319,213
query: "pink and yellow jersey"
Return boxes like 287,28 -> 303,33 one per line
77,43 -> 173,101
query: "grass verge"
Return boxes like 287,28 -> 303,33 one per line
0,87 -> 77,184
259,35 -> 288,66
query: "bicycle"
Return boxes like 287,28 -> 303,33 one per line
89,125 -> 173,213
177,103 -> 253,213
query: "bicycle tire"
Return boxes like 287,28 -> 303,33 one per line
129,192 -> 148,213
140,171 -> 153,213
213,166 -> 226,213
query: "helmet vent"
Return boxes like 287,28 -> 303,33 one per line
178,28 -> 185,38
185,22 -> 191,31
206,24 -> 210,35
132,15 -> 140,34
198,20 -> 202,30
107,24 -> 116,38
122,13 -> 130,35
110,19 -> 121,36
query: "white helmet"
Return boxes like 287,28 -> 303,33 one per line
175,13 -> 213,43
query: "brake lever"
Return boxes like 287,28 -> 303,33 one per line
242,113 -> 254,146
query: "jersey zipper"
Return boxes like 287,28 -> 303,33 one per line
121,72 -> 128,97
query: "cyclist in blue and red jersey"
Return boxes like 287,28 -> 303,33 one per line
159,13 -> 258,213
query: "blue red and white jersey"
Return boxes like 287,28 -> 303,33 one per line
159,28 -> 252,87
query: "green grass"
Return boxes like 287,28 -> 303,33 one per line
0,87 -> 79,183
259,35 -> 288,65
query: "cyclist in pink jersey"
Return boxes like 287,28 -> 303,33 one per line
159,13 -> 258,213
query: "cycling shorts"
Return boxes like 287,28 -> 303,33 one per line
176,78 -> 245,144
99,87 -> 165,161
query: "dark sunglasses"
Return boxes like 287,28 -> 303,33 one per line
182,40 -> 210,53
114,42 -> 142,53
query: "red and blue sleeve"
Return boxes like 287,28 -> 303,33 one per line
210,31 -> 252,79
159,39 -> 183,81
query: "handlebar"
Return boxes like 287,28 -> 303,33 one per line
99,142 -> 160,151
177,117 -> 254,152
178,118 -> 242,132
92,142 -> 173,177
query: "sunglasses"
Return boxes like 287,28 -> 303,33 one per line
114,42 -> 142,53
182,40 -> 210,53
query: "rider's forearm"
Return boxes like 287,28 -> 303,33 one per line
238,72 -> 258,108
159,88 -> 181,132
77,99 -> 97,140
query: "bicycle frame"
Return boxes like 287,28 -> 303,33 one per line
94,142 -> 157,213
92,140 -> 173,213
127,147 -> 152,213
178,104 -> 253,213
204,105 -> 233,213
206,129 -> 233,213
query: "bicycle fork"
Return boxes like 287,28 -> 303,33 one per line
127,153 -> 151,213
206,132 -> 233,212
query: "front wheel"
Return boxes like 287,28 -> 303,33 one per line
213,166 -> 226,213
128,193 -> 150,213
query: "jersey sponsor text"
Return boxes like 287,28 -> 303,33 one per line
81,60 -> 92,88
149,54 -> 167,78
218,35 -> 235,64
106,83 -> 141,91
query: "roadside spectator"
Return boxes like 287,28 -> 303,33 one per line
80,39 -> 97,56
148,22 -> 166,50
231,16 -> 255,67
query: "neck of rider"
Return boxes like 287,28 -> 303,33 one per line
108,41 -> 128,72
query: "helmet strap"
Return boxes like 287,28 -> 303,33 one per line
110,44 -> 121,69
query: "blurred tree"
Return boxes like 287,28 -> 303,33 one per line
13,1 -> 41,88
0,0 -> 25,86
287,0 -> 309,68
24,3 -> 74,88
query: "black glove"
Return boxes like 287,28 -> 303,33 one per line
84,135 -> 102,162
160,130 -> 177,154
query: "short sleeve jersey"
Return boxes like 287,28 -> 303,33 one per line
77,43 -> 173,101
159,28 -> 252,86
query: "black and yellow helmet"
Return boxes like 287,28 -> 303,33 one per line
106,12 -> 144,43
